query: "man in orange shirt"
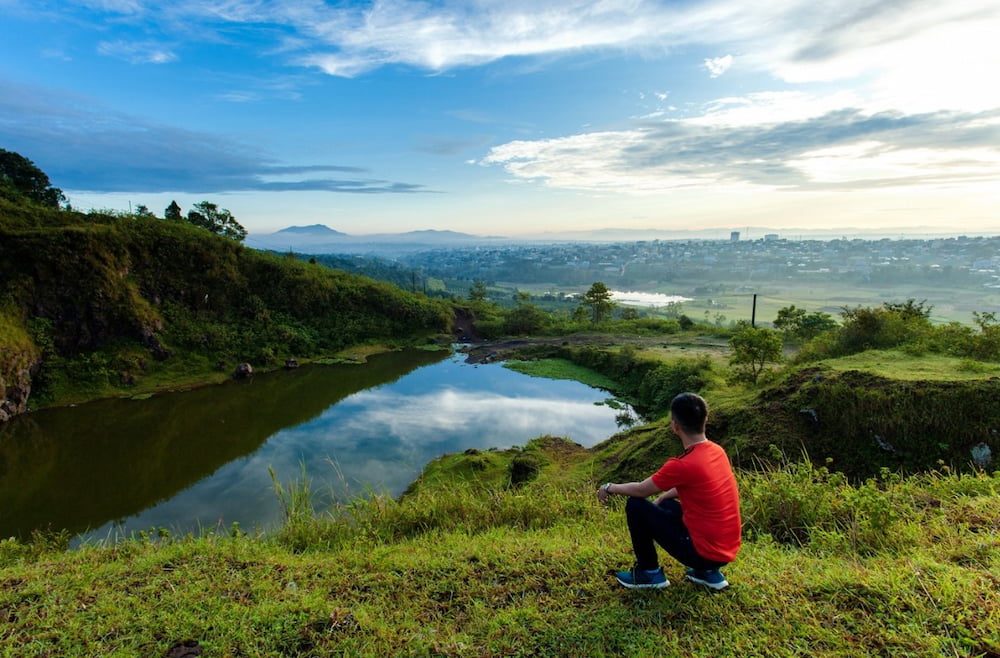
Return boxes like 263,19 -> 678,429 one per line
597,392 -> 741,590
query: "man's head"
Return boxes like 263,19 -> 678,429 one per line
670,392 -> 708,436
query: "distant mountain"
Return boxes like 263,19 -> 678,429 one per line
247,223 -> 992,255
246,225 -> 507,255
275,224 -> 348,236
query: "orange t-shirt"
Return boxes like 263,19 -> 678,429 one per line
650,441 -> 742,563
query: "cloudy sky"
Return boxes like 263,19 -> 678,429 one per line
1,0 -> 998,236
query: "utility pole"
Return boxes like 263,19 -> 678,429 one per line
751,294 -> 757,327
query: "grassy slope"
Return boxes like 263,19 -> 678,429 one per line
1,438 -> 997,657
0,207 -> 453,408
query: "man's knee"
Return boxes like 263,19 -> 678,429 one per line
625,496 -> 647,515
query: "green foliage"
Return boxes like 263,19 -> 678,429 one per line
556,345 -> 716,420
729,325 -> 783,383
774,304 -> 838,341
508,453 -> 542,486
0,206 -> 451,406
0,149 -> 65,208
796,300 -> 1000,365
185,201 -> 247,242
738,453 -> 998,556
503,358 -> 619,391
164,200 -> 182,220
712,366 -> 1000,477
635,356 -> 715,415
582,281 -> 614,324
2,445 -> 997,656
468,280 -> 488,302
502,297 -> 549,335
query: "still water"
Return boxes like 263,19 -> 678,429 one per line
0,349 -> 627,542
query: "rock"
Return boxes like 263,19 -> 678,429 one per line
141,328 -> 172,361
0,361 -> 36,423
285,358 -> 299,369
233,362 -> 253,379
970,442 -> 992,468
165,640 -> 203,657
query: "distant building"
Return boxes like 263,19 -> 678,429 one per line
730,231 -> 740,241
764,233 -> 779,241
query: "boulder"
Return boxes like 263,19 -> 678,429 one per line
233,362 -> 253,379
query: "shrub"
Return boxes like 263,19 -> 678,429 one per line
636,357 -> 714,415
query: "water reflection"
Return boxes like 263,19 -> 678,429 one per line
0,351 -> 628,542
610,290 -> 691,306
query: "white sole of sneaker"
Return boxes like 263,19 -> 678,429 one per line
616,577 -> 670,589
685,574 -> 728,590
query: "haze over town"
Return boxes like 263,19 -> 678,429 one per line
2,1 -> 999,237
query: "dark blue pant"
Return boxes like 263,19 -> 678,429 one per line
625,497 -> 728,571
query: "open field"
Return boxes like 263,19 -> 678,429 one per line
501,278 -> 1000,326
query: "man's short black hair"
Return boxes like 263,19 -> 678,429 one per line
670,392 -> 708,435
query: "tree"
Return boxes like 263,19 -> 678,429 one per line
774,305 -> 837,341
797,311 -> 837,339
186,201 -> 247,242
134,204 -> 155,218
0,148 -> 66,208
583,281 -> 615,324
503,294 -> 547,335
729,326 -> 782,384
165,200 -> 183,220
773,305 -> 807,333
469,280 -> 488,303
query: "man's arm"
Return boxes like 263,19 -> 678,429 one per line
597,476 -> 661,503
653,487 -> 678,505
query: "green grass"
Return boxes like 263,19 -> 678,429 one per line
817,349 -> 1000,381
2,440 -> 997,657
669,277 -> 1000,327
503,358 -> 620,391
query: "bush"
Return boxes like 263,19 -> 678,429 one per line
635,357 -> 714,415
729,326 -> 782,384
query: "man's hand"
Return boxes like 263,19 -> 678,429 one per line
654,487 -> 679,505
597,482 -> 612,504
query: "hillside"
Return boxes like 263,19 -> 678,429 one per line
1,437 -> 996,656
0,197 -> 453,418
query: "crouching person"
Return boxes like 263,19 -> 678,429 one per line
597,392 -> 741,590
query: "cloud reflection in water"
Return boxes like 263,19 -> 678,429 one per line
81,358 -> 628,541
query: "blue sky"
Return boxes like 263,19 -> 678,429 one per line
1,0 -> 998,237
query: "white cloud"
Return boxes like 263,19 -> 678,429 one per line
482,100 -> 1000,195
96,40 -> 177,64
327,387 -> 619,448
30,0 -> 1000,115
704,54 -> 733,78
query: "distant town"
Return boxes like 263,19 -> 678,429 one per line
395,233 -> 1000,293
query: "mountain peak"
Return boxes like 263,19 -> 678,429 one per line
276,225 -> 347,236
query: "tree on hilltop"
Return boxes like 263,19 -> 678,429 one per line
164,200 -> 183,220
0,148 -> 66,208
186,201 -> 247,242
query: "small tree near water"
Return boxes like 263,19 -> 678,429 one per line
583,282 -> 615,324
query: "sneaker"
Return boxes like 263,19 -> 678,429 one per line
615,566 -> 669,589
685,568 -> 729,590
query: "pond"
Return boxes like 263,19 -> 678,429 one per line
0,349 -> 630,542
